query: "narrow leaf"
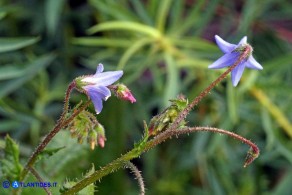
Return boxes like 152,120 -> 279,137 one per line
87,21 -> 161,38
38,146 -> 66,160
0,54 -> 56,98
0,37 -> 40,53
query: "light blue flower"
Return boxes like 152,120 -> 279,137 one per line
208,35 -> 263,86
80,63 -> 123,114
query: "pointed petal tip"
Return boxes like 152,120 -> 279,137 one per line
231,74 -> 240,86
231,63 -> 246,87
246,56 -> 263,70
214,35 -> 236,53
214,34 -> 220,39
96,63 -> 104,73
238,36 -> 248,45
232,81 -> 239,87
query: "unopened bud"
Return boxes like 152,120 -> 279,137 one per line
88,123 -> 106,150
110,84 -> 136,103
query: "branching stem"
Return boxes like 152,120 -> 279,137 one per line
62,126 -> 259,194
19,82 -> 90,182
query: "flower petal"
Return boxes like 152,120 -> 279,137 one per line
215,35 -> 236,53
92,97 -> 103,114
238,36 -> 247,45
245,55 -> 263,70
95,63 -> 104,74
208,52 -> 239,69
231,63 -> 246,86
82,70 -> 123,86
84,85 -> 111,114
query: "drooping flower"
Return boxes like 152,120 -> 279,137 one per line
208,35 -> 263,86
76,63 -> 123,114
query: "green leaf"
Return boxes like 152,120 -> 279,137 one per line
117,37 -> 154,69
163,53 -> 179,107
170,0 -> 205,35
0,11 -> 7,20
0,54 -> 56,98
38,146 -> 66,160
130,0 -> 153,25
45,0 -> 66,36
0,135 -> 23,181
272,168 -> 292,195
155,0 -> 172,32
227,80 -> 237,124
72,37 -> 132,48
87,21 -> 161,38
0,37 -> 40,53
89,0 -> 137,22
0,120 -> 22,133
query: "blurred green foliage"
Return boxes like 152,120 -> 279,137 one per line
0,0 -> 292,194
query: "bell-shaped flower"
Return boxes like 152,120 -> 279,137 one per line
76,63 -> 123,114
208,35 -> 263,86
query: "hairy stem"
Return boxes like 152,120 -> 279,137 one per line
19,100 -> 91,182
63,125 -> 258,194
125,161 -> 145,195
169,46 -> 252,131
28,167 -> 52,195
59,81 -> 76,123
62,149 -> 139,195
146,126 -> 259,166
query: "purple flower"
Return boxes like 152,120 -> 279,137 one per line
79,63 -> 123,114
208,35 -> 263,86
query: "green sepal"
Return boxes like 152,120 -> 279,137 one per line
149,95 -> 188,135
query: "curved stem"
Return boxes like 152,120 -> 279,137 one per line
63,125 -> 259,194
19,100 -> 91,182
125,161 -> 145,195
145,127 -> 259,165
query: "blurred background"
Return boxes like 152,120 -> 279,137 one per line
0,0 -> 292,194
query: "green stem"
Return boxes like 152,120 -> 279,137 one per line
63,125 -> 259,194
62,149 -> 139,195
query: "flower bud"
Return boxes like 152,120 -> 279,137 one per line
110,84 -> 136,103
149,95 -> 188,136
87,123 -> 107,150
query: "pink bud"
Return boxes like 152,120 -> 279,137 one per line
110,84 -> 136,103
98,136 -> 106,148
120,89 -> 136,103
